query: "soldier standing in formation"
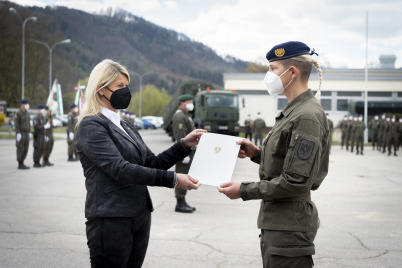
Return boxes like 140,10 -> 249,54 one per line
172,94 -> 196,213
350,115 -> 358,153
339,115 -> 348,149
15,99 -> 31,170
219,41 -> 329,267
354,115 -> 365,155
32,105 -> 50,167
244,114 -> 253,140
253,112 -> 266,146
43,106 -> 54,166
378,114 -> 387,152
386,116 -> 399,156
345,115 -> 353,151
368,115 -> 379,150
399,118 -> 402,150
67,104 -> 79,161
327,113 -> 334,154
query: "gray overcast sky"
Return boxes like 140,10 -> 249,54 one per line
10,0 -> 402,68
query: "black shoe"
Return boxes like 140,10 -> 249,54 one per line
351,149 -> 353,153
175,198 -> 193,213
44,160 -> 54,166
18,163 -> 30,170
388,151 -> 391,156
361,151 -> 363,155
184,200 -> 196,211
33,162 -> 42,168
356,150 -> 359,155
394,152 -> 398,156
68,155 -> 78,162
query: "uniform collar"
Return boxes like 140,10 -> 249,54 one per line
277,89 -> 314,120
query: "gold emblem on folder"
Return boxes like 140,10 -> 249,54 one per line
214,146 -> 221,153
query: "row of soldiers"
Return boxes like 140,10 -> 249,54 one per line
244,112 -> 267,146
368,114 -> 402,156
338,114 -> 402,156
14,99 -> 79,169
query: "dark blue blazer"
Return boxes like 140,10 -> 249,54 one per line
76,114 -> 191,218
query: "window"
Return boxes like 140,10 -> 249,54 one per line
367,91 -> 392,97
320,99 -> 332,111
337,99 -> 348,111
337,92 -> 362,97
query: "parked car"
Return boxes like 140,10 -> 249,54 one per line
141,118 -> 155,129
55,114 -> 68,126
52,116 -> 63,128
134,118 -> 143,129
141,116 -> 163,128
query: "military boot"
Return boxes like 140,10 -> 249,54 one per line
175,198 -> 193,213
388,151 -> 391,156
18,161 -> 29,170
356,150 -> 359,155
394,152 -> 398,156
44,158 -> 54,166
183,199 -> 196,211
68,155 -> 77,162
33,162 -> 42,168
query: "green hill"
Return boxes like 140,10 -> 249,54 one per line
0,1 -> 248,108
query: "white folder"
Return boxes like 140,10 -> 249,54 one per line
188,133 -> 242,187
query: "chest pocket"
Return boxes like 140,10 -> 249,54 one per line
284,131 -> 319,178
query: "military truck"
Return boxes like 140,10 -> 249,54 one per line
163,80 -> 240,139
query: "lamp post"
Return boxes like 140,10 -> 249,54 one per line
31,39 -> 71,94
131,71 -> 153,118
9,7 -> 37,99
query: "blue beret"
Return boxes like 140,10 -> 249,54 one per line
45,106 -> 49,110
20,99 -> 29,104
179,94 -> 193,101
266,41 -> 317,62
37,104 -> 45,109
70,104 -> 77,109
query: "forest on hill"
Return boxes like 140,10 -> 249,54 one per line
0,1 -> 248,109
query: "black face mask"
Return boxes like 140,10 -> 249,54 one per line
103,86 -> 132,109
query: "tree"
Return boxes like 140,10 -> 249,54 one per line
245,62 -> 269,73
128,85 -> 171,116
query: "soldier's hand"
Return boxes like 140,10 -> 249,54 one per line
45,136 -> 49,143
183,129 -> 207,147
16,133 -> 22,142
218,181 -> 241,200
236,138 -> 261,159
176,173 -> 201,190
29,133 -> 32,140
44,123 -> 51,129
69,132 -> 74,141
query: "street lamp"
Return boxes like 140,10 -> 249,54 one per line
131,71 -> 153,118
31,39 -> 71,94
9,7 -> 37,99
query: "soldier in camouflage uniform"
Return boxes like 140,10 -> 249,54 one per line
253,112 -> 266,146
218,41 -> 329,268
386,116 -> 399,156
43,106 -> 54,166
32,105 -> 47,167
354,115 -> 366,155
14,99 -> 31,169
67,104 -> 79,161
350,115 -> 358,153
345,115 -> 353,151
172,94 -> 196,213
378,114 -> 387,153
368,115 -> 379,150
399,118 -> 402,151
338,115 -> 348,149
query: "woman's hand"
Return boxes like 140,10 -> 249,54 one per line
183,129 -> 207,148
177,173 -> 201,190
236,138 -> 261,159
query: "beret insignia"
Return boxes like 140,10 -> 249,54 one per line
275,48 -> 285,57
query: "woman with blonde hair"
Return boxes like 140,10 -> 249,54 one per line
76,59 -> 205,267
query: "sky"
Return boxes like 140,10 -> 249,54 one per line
9,0 -> 402,69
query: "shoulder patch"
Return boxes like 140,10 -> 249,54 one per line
297,138 -> 315,160
178,123 -> 183,129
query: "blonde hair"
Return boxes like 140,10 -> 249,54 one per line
281,55 -> 322,99
76,59 -> 130,128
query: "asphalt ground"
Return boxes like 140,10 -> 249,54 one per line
0,129 -> 401,268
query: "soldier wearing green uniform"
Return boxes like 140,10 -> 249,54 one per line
67,104 -> 79,161
345,115 -> 353,151
386,116 -> 399,156
43,106 -> 54,166
219,41 -> 329,268
354,115 -> 365,155
338,115 -> 348,149
15,99 -> 31,169
327,113 -> 334,154
172,94 -> 196,213
253,112 -> 266,146
378,114 -> 387,153
368,115 -> 379,150
398,118 -> 402,150
32,104 -> 47,167
350,115 -> 358,153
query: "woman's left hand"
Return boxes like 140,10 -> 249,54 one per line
183,129 -> 207,147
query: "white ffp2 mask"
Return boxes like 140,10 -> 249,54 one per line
263,68 -> 292,95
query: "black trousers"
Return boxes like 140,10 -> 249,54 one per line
260,229 -> 316,268
86,212 -> 151,268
